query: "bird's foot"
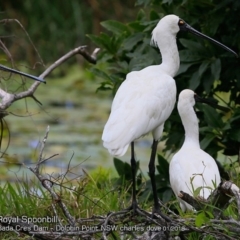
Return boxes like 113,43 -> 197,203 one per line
151,202 -> 172,222
103,202 -> 151,229
124,200 -> 139,213
121,201 -> 150,219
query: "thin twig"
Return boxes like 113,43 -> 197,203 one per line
0,18 -> 45,66
28,126 -> 76,227
0,46 -> 99,110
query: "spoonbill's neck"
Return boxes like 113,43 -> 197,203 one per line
179,104 -> 200,148
158,32 -> 180,77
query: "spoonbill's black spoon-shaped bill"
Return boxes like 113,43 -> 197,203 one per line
178,20 -> 238,58
194,94 -> 230,112
0,64 -> 45,83
102,14 -> 237,216
169,90 -> 222,212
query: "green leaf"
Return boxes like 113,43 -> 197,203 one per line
113,158 -> 131,177
128,53 -> 155,71
101,20 -> 130,35
122,33 -> 145,51
198,60 -> 210,77
128,21 -> 146,32
195,211 -> 210,227
203,72 -> 214,93
179,38 -> 202,51
113,158 -> 140,181
149,10 -> 160,21
136,9 -> 146,20
87,34 -> 107,48
193,186 -> 203,197
141,20 -> 159,32
96,83 -> 113,92
179,49 -> 203,62
156,154 -> 169,180
99,32 -> 115,44
200,133 -> 216,150
162,188 -> 173,203
176,63 -> 195,76
117,61 -> 129,71
211,58 -> 221,80
90,68 -> 112,82
229,129 -> 240,142
189,71 -> 200,90
205,210 -> 214,219
202,105 -> 224,129
222,122 -> 231,131
87,33 -> 112,50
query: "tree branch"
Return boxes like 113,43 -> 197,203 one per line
179,180 -> 240,219
28,126 -> 75,227
0,46 -> 100,110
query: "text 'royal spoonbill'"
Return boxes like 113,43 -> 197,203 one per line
102,14 -> 237,215
169,89 -> 222,212
0,64 -> 45,83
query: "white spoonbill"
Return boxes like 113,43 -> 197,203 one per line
102,14 -> 237,214
169,89 -> 222,212
0,64 -> 45,83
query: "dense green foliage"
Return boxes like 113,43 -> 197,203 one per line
88,0 -> 240,211
89,0 -> 240,162
0,0 -> 136,67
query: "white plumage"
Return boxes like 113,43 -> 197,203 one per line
103,68 -> 176,156
102,15 -> 180,156
101,14 -> 235,213
169,89 -> 221,212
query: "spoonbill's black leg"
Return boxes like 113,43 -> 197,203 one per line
148,139 -> 160,213
130,141 -> 138,212
148,140 -> 172,222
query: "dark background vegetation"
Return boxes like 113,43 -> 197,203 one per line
88,0 -> 240,157
0,0 -> 137,69
87,0 -> 240,202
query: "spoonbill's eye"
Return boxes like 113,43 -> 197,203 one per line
178,20 -> 185,25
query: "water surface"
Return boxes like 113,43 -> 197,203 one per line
3,66 -> 157,180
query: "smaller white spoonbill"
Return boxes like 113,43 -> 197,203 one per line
169,89 -> 221,212
0,64 -> 45,83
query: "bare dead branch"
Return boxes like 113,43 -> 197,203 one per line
38,125 -> 50,165
220,181 -> 240,217
28,126 -> 76,227
79,46 -> 100,64
0,39 -> 13,66
0,46 -> 100,110
40,46 -> 99,79
178,191 -> 203,211
179,180 -> 240,221
31,94 -> 42,105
